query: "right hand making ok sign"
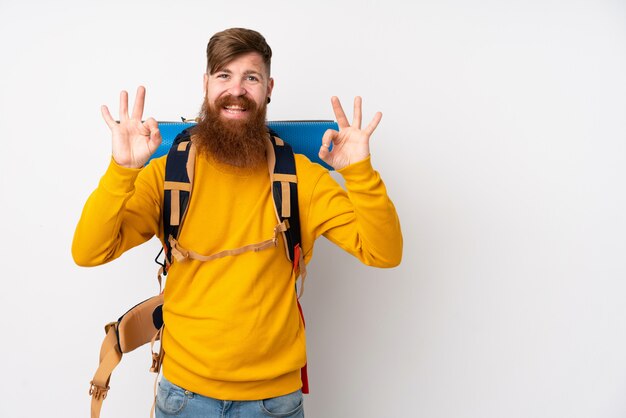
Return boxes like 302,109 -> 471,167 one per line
101,86 -> 162,169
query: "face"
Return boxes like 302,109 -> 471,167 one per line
203,51 -> 274,121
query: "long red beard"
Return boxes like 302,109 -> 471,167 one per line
192,95 -> 268,167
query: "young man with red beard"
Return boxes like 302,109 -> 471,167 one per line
73,28 -> 402,418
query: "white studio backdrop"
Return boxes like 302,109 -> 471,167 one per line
1,0 -> 625,417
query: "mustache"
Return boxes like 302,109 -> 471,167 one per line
213,94 -> 257,111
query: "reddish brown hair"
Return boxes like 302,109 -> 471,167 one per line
206,28 -> 272,75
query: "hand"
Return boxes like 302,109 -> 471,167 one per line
318,96 -> 382,170
101,86 -> 162,168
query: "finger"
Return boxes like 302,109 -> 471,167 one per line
318,129 -> 335,161
331,96 -> 350,129
364,111 -> 383,136
132,86 -> 146,120
318,145 -> 329,161
150,129 -> 162,147
144,117 -> 162,147
101,105 -> 117,129
352,96 -> 362,129
119,90 -> 129,121
148,130 -> 162,153
320,128 -> 336,148
144,117 -> 159,133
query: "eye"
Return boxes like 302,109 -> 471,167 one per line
216,73 -> 229,79
245,75 -> 259,82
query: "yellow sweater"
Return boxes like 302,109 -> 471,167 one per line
73,150 -> 402,400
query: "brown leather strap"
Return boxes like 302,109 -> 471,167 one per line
163,181 -> 192,191
280,182 -> 291,217
149,326 -> 164,418
272,173 -> 297,183
150,374 -> 159,418
157,267 -> 164,293
169,221 -> 288,263
90,324 -> 122,418
149,326 -> 164,374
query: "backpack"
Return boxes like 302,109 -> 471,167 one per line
87,122 -> 332,418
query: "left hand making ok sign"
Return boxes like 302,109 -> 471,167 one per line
318,96 -> 382,170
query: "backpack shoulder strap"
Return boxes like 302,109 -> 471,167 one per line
162,128 -> 196,269
266,133 -> 302,263
266,133 -> 307,297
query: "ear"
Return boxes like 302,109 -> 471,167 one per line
267,77 -> 274,97
203,73 -> 209,96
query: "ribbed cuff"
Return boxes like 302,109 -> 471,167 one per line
336,156 -> 380,189
98,157 -> 142,195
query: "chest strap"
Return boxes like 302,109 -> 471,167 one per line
168,221 -> 289,263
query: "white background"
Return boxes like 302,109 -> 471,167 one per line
1,0 -> 625,417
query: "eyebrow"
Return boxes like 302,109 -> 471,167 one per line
244,70 -> 264,80
215,68 -> 265,80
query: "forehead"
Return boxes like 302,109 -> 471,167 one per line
215,52 -> 268,75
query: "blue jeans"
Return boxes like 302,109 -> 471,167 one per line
156,376 -> 304,418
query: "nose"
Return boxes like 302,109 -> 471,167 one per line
228,80 -> 246,97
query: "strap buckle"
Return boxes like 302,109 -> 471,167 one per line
89,381 -> 110,400
150,352 -> 162,373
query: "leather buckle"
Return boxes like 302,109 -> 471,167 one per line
89,381 -> 110,400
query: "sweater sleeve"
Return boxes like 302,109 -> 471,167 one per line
303,156 -> 403,268
72,157 -> 164,267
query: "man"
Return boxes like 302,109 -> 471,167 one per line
73,28 -> 402,418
